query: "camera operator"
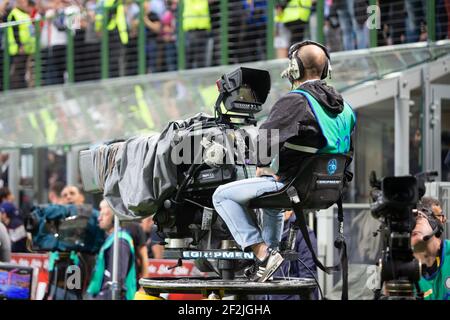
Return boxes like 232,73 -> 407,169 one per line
411,201 -> 450,300
213,40 -> 355,282
420,197 -> 447,225
87,200 -> 137,300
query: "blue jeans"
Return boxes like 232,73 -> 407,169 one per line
212,177 -> 285,251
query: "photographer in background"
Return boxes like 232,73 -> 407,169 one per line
411,200 -> 450,300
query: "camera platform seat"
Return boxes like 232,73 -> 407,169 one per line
248,154 -> 349,210
139,276 -> 317,300
248,153 -> 351,300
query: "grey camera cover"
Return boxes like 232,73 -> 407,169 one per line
103,113 -> 215,219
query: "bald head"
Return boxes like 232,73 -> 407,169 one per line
296,44 -> 328,81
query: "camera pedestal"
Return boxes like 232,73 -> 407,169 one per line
139,276 -> 317,300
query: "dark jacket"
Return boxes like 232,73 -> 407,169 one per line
257,80 -> 353,179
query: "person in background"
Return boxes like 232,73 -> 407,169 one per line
378,0 -> 406,46
239,0 -> 267,63
324,0 -> 343,52
39,0 -> 68,85
274,2 -> 291,59
48,181 -> 65,204
411,204 -> 450,300
5,0 -> 35,89
95,0 -> 128,77
122,220 -> 149,282
124,0 -> 139,75
420,197 -> 447,226
0,188 -> 27,252
87,200 -> 137,300
183,0 -> 212,69
61,185 -> 85,205
0,217 -> 11,262
141,216 -> 164,259
159,0 -> 176,71
278,0 -> 312,47
333,0 -> 370,50
143,0 -> 161,73
0,152 -> 9,188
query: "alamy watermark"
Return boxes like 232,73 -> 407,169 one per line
66,265 -> 82,290
366,5 -> 381,30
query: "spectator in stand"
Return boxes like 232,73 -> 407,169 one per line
445,0 -> 450,39
141,216 -> 164,259
378,0 -> 406,46
39,0 -> 68,85
95,0 -> 129,78
324,0 -> 343,52
5,0 -> 36,89
48,181 -> 65,204
183,0 -> 212,69
277,0 -> 312,47
159,0 -> 177,71
405,0 -> 425,43
239,0 -> 267,63
124,0 -> 139,75
334,0 -> 368,50
0,187 -> 27,252
143,0 -> 161,73
74,0 -> 101,82
437,0 -> 450,40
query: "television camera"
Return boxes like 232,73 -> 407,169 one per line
369,171 -> 437,299
80,67 -> 271,279
153,68 -> 270,279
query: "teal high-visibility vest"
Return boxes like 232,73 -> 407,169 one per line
290,89 -> 356,154
419,239 -> 450,300
87,230 -> 137,300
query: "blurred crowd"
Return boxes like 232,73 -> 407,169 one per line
0,0 -> 449,88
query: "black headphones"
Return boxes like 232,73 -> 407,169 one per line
281,40 -> 331,84
415,205 -> 444,241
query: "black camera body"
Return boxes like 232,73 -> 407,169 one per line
370,173 -> 422,299
150,68 -> 271,278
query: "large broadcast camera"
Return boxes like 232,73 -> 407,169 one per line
156,68 -> 269,276
80,67 -> 271,279
369,171 -> 434,299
